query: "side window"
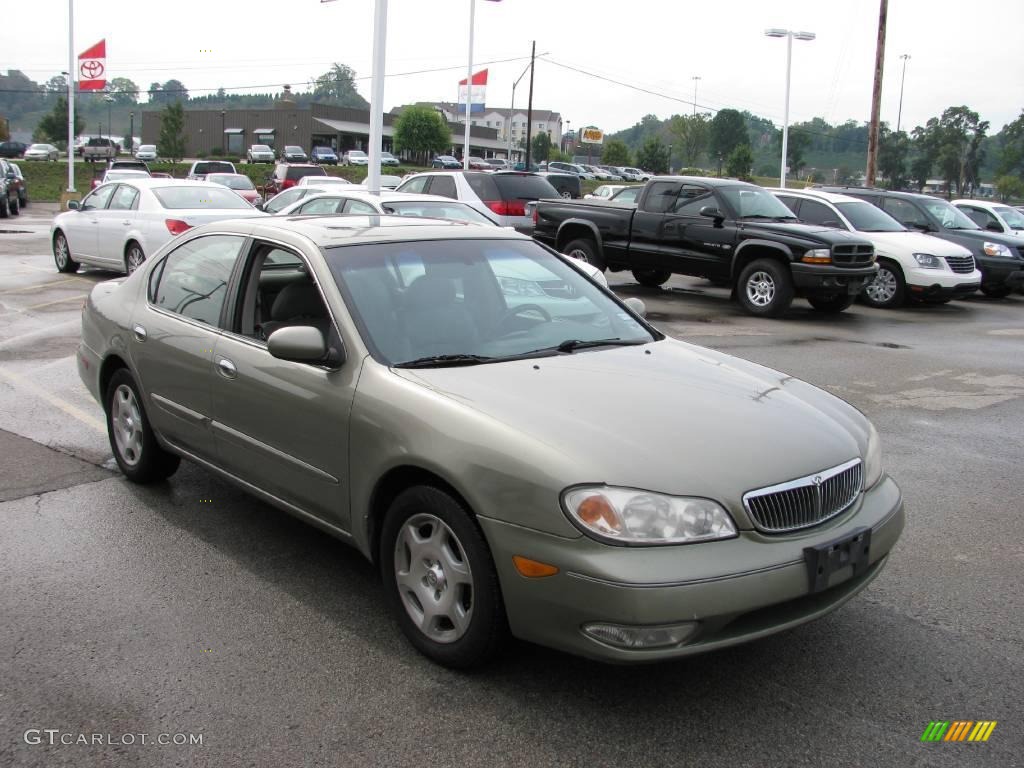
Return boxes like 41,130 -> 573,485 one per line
265,188 -> 302,213
151,235 -> 245,327
399,176 -> 430,194
427,175 -> 457,199
776,195 -> 800,213
961,206 -> 999,230
109,185 -> 139,211
81,185 -> 116,211
643,181 -> 682,213
882,198 -> 928,228
236,245 -> 332,342
671,184 -> 714,216
298,197 -> 343,215
344,199 -> 378,214
798,199 -> 841,227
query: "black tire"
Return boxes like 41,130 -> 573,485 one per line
860,260 -> 906,308
9,196 -> 18,215
0,196 -> 8,219
632,268 -> 672,287
18,193 -> 26,207
736,258 -> 795,317
980,284 -> 1012,299
380,485 -> 507,669
53,230 -> 79,273
124,241 -> 146,275
104,369 -> 180,484
807,294 -> 855,313
562,237 -> 606,272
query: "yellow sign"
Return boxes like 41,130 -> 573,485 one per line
580,127 -> 604,145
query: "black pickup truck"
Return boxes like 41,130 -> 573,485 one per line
532,176 -> 878,316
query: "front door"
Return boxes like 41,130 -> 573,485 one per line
131,233 -> 248,459
210,242 -> 357,529
67,184 -> 117,262
658,184 -> 734,279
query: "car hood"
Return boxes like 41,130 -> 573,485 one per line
865,231 -> 972,257
941,227 -> 1024,248
739,221 -> 873,247
392,340 -> 867,522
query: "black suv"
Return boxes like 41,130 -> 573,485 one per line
0,141 -> 28,158
0,158 -> 22,217
815,186 -> 1024,298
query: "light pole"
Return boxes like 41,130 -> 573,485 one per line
507,57 -> 534,162
562,120 -> 570,155
895,53 -> 910,134
220,110 -> 225,153
104,94 -> 113,144
128,111 -> 133,155
691,76 -> 701,116
765,28 -> 815,188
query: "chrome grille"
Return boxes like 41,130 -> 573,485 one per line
831,245 -> 874,266
743,459 -> 862,533
944,254 -> 975,274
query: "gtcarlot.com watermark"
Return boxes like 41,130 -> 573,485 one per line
24,729 -> 203,747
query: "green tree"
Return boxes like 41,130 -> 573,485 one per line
709,109 -> 749,172
878,128 -> 910,189
636,136 -> 670,174
108,77 -> 139,105
668,113 -> 710,168
36,96 -> 83,146
995,174 -> 1024,202
45,75 -> 68,93
151,79 -> 188,105
157,101 -> 187,163
312,63 -> 368,109
393,105 -> 451,156
776,127 -> 812,176
996,111 -> 1024,180
923,106 -> 989,197
531,131 -> 552,162
725,144 -> 754,180
601,138 -> 630,166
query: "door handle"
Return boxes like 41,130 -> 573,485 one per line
132,324 -> 147,342
216,357 -> 237,379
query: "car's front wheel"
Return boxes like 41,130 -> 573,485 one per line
105,369 -> 181,484
737,258 -> 795,317
380,486 -> 506,668
53,231 -> 79,273
861,260 -> 905,308
562,237 -> 606,272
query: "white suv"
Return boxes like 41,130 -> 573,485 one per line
952,199 -> 1024,236
772,188 -> 982,308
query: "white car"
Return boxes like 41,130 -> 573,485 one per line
297,175 -> 353,187
50,179 -> 266,276
772,188 -> 982,307
276,190 -> 608,287
247,144 -> 276,164
379,151 -> 400,167
617,167 -> 644,181
953,199 -> 1024,236
585,184 -> 629,200
580,164 -> 616,181
343,150 -> 369,166
24,143 -> 59,161
135,144 -> 158,161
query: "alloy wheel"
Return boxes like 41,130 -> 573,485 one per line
126,245 -> 145,274
112,384 -> 144,467
865,267 -> 897,304
745,271 -> 776,307
393,513 -> 474,644
54,235 -> 68,269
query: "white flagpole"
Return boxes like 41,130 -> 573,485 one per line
67,0 -> 75,193
367,0 -> 387,194
463,0 -> 474,170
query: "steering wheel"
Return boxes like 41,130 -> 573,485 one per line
494,303 -> 552,335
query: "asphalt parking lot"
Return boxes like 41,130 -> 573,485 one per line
1,203 -> 1021,767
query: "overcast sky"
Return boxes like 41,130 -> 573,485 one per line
5,0 -> 1023,135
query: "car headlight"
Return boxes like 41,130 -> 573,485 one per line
983,242 -> 1012,258
497,276 -> 547,297
562,487 -> 737,545
801,248 -> 832,264
864,423 -> 883,490
912,252 -> 943,269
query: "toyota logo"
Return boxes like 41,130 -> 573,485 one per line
80,60 -> 105,79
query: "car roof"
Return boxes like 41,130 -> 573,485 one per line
110,178 -> 227,188
951,199 -> 1001,208
766,187 -> 863,205
236,215 -> 525,244
812,185 -> 934,201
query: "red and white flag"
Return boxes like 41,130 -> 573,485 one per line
457,69 -> 487,113
78,40 -> 107,91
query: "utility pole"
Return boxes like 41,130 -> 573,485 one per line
462,0 -> 475,169
865,0 -> 888,188
895,53 -> 910,134
524,40 -> 535,169
691,76 -> 701,116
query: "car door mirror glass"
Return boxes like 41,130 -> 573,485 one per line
267,325 -> 330,364
699,205 -> 723,219
67,200 -> 80,210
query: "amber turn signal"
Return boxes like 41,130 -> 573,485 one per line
512,556 -> 559,578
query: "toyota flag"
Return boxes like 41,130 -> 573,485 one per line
78,40 -> 107,91
457,69 -> 487,114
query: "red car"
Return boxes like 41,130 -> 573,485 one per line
262,163 -> 327,196
466,156 -> 491,170
206,173 -> 262,206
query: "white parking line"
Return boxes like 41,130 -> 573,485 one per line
0,367 -> 105,433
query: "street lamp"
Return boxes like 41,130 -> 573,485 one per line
896,54 -> 910,134
691,76 -> 701,116
220,110 -> 226,153
104,93 -> 114,144
128,111 -> 134,155
562,120 -> 570,154
765,28 -> 815,188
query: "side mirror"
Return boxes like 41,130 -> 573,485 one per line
985,221 -> 1003,233
267,325 -> 343,367
67,200 -> 80,210
907,221 -> 931,232
699,205 -> 724,220
624,297 -> 647,318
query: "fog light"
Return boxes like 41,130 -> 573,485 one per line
581,621 -> 699,650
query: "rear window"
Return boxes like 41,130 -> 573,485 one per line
490,174 -> 559,201
286,166 -> 327,181
152,186 -> 252,210
466,173 -> 500,200
192,161 -> 235,175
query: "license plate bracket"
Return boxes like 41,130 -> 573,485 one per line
803,527 -> 871,593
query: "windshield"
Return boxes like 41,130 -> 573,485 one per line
139,145 -> 156,152
719,186 -> 797,219
349,151 -> 367,157
383,201 -> 496,226
836,201 -> 905,232
106,170 -> 149,180
381,152 -> 395,158
152,186 -> 252,210
921,199 -> 979,230
285,146 -> 303,152
253,145 -> 272,152
325,239 -> 654,366
209,174 -> 255,190
192,161 -> 234,175
29,144 -> 48,151
994,206 -> 1024,229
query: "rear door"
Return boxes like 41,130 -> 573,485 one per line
98,184 -> 140,263
627,179 -> 681,270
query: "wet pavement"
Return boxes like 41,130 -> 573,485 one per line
1,205 -> 1021,767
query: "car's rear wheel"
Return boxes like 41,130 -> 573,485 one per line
562,237 -> 606,272
0,196 -> 8,219
737,258 -> 794,317
380,485 -> 506,668
861,260 -> 905,308
632,268 -> 672,287
807,294 -> 855,313
9,195 -> 18,215
980,284 -> 1012,299
53,231 -> 79,273
105,369 -> 180,484
125,242 -> 146,275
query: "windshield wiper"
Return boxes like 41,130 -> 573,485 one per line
394,354 -> 494,369
554,338 -> 647,353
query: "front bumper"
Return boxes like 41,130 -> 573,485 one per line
480,475 -> 903,663
791,263 -> 878,296
975,256 -> 1024,289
